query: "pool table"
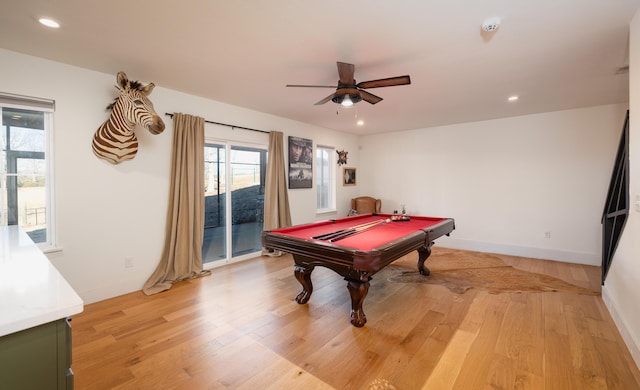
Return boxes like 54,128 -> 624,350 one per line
262,213 -> 455,327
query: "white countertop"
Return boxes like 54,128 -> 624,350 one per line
0,226 -> 83,337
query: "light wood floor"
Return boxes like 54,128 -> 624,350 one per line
72,248 -> 640,389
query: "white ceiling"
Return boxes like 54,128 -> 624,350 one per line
0,1 -> 638,135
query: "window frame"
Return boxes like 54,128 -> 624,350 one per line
0,93 -> 55,250
316,144 -> 336,214
203,137 -> 268,269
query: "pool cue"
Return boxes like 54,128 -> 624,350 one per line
312,219 -> 383,241
329,219 -> 389,242
327,230 -> 359,242
312,219 -> 382,240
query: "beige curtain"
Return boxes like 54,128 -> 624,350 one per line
262,131 -> 292,255
143,113 -> 211,295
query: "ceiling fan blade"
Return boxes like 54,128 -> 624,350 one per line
314,93 -> 336,105
286,84 -> 337,88
357,75 -> 411,89
337,62 -> 355,85
360,90 -> 383,105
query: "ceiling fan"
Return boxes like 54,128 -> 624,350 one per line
286,62 -> 411,106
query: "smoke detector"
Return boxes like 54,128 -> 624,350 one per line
482,17 -> 501,32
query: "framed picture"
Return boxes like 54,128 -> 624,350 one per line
343,167 -> 356,186
288,136 -> 313,189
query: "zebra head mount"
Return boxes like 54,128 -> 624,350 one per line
92,71 -> 165,164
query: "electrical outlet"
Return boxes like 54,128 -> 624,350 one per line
125,257 -> 134,268
544,231 -> 551,239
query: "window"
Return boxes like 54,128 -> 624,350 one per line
0,93 -> 54,247
316,145 -> 335,212
202,142 -> 267,266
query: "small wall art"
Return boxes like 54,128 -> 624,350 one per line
337,150 -> 348,165
343,167 -> 356,186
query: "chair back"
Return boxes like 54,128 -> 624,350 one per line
351,196 -> 382,214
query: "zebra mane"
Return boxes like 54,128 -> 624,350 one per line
105,79 -> 145,111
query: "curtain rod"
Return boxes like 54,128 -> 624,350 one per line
164,113 -> 269,134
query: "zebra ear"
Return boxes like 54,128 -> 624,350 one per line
116,71 -> 128,90
141,82 -> 155,96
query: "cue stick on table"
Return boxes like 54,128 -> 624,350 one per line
312,219 -> 384,241
329,219 -> 388,242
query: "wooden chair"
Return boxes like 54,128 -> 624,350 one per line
350,196 -> 382,214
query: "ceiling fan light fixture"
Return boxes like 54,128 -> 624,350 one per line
332,88 -> 362,106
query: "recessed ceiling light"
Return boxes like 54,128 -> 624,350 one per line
38,18 -> 60,28
357,120 -> 364,126
507,95 -> 519,102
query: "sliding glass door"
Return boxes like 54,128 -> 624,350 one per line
203,143 -> 226,262
202,142 -> 266,266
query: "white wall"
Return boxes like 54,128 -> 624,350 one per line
0,48 -> 359,304
602,9 -> 640,368
359,104 -> 628,265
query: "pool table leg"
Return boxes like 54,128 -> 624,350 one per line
417,243 -> 433,276
346,279 -> 370,327
294,264 -> 314,304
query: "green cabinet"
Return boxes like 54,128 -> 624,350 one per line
0,318 -> 73,389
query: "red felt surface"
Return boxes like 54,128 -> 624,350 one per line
271,214 -> 446,252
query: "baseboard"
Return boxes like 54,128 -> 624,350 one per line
602,286 -> 640,369
437,237 -> 600,266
